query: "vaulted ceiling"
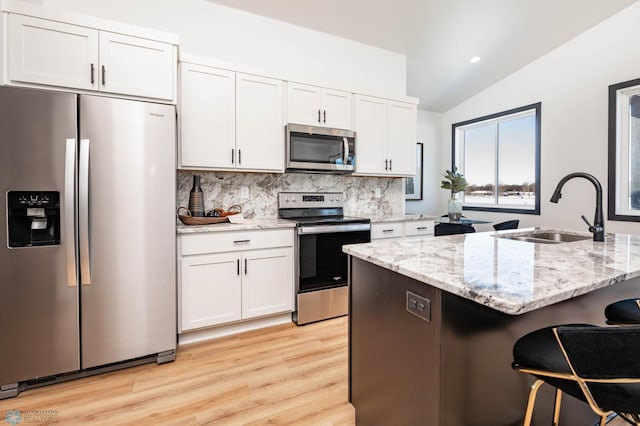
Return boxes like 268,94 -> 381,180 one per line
206,0 -> 638,112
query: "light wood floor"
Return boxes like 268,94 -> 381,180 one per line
0,316 -> 631,425
0,317 -> 354,425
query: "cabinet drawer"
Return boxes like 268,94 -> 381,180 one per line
180,229 -> 294,256
404,220 -> 434,237
371,222 -> 403,239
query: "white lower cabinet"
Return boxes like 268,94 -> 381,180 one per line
371,220 -> 435,240
404,220 -> 435,237
371,222 -> 404,240
178,229 -> 294,332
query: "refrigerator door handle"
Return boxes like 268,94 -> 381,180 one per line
79,138 -> 92,285
65,138 -> 78,287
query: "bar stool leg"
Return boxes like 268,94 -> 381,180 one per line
552,388 -> 562,426
523,379 -> 545,426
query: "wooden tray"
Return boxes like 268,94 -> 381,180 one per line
178,215 -> 229,225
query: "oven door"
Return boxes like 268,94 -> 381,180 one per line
297,224 -> 370,293
286,123 -> 356,173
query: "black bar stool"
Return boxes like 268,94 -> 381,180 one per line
605,298 -> 640,325
512,324 -> 640,425
434,223 -> 475,236
493,219 -> 519,230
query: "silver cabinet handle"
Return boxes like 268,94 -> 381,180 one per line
382,229 -> 394,233
101,65 -> 106,86
389,159 -> 392,171
244,258 -> 248,275
90,64 -> 95,85
317,109 -> 321,123
231,149 -> 235,164
323,110 -> 326,123
385,159 -> 388,170
417,227 -> 428,231
65,139 -> 77,287
237,259 -> 240,276
238,149 -> 241,165
79,139 -> 91,285
233,239 -> 250,244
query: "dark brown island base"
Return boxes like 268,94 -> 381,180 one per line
345,229 -> 640,425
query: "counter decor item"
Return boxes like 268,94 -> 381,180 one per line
177,205 -> 241,225
441,166 -> 467,221
187,175 -> 205,217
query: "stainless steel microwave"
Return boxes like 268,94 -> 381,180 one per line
285,123 -> 356,173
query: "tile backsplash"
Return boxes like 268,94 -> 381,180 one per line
177,171 -> 404,219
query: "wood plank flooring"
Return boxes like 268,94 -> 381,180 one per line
0,316 -> 630,425
0,317 -> 354,425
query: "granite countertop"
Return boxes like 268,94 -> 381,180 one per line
343,228 -> 640,315
177,218 -> 296,234
369,214 -> 437,223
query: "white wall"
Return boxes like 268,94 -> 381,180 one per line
442,1 -> 640,235
42,0 -> 407,97
406,109 -> 443,216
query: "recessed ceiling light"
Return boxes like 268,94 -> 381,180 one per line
470,56 -> 481,64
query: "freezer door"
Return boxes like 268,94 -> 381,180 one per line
79,95 -> 176,368
0,86 -> 79,385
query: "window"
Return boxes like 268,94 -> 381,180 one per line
452,103 -> 541,214
608,78 -> 640,221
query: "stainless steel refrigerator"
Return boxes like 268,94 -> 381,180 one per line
0,86 -> 176,399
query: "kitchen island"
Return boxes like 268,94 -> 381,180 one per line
344,229 -> 640,425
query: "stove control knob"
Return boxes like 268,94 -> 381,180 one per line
336,197 -> 340,202
290,197 -> 296,202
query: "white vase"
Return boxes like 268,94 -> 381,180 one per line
447,197 -> 462,221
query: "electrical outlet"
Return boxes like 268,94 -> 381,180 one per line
375,187 -> 381,198
406,291 -> 431,322
240,186 -> 249,199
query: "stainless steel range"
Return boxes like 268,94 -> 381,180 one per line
278,192 -> 371,325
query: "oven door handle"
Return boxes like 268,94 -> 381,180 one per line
297,223 -> 371,235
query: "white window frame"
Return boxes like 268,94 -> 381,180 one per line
452,103 -> 541,215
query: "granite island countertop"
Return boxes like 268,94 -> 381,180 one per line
343,228 -> 640,315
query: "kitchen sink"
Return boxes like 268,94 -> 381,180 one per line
498,231 -> 592,244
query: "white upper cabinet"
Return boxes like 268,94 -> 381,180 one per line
235,73 -> 284,171
98,31 -> 174,100
179,63 -> 236,169
179,62 -> 285,172
354,94 -> 417,177
8,14 -> 99,91
5,11 -> 177,102
387,100 -> 418,176
353,95 -> 388,175
286,82 -> 352,130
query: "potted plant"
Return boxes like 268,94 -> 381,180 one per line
441,166 -> 467,221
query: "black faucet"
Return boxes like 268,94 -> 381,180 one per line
550,172 -> 604,242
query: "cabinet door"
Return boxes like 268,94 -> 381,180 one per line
354,95 -> 388,175
99,31 -> 174,100
179,64 -> 235,169
286,82 -> 323,126
387,101 -> 417,176
241,248 -> 294,319
180,252 -> 242,331
322,89 -> 352,130
236,73 -> 284,172
8,14 -> 98,90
